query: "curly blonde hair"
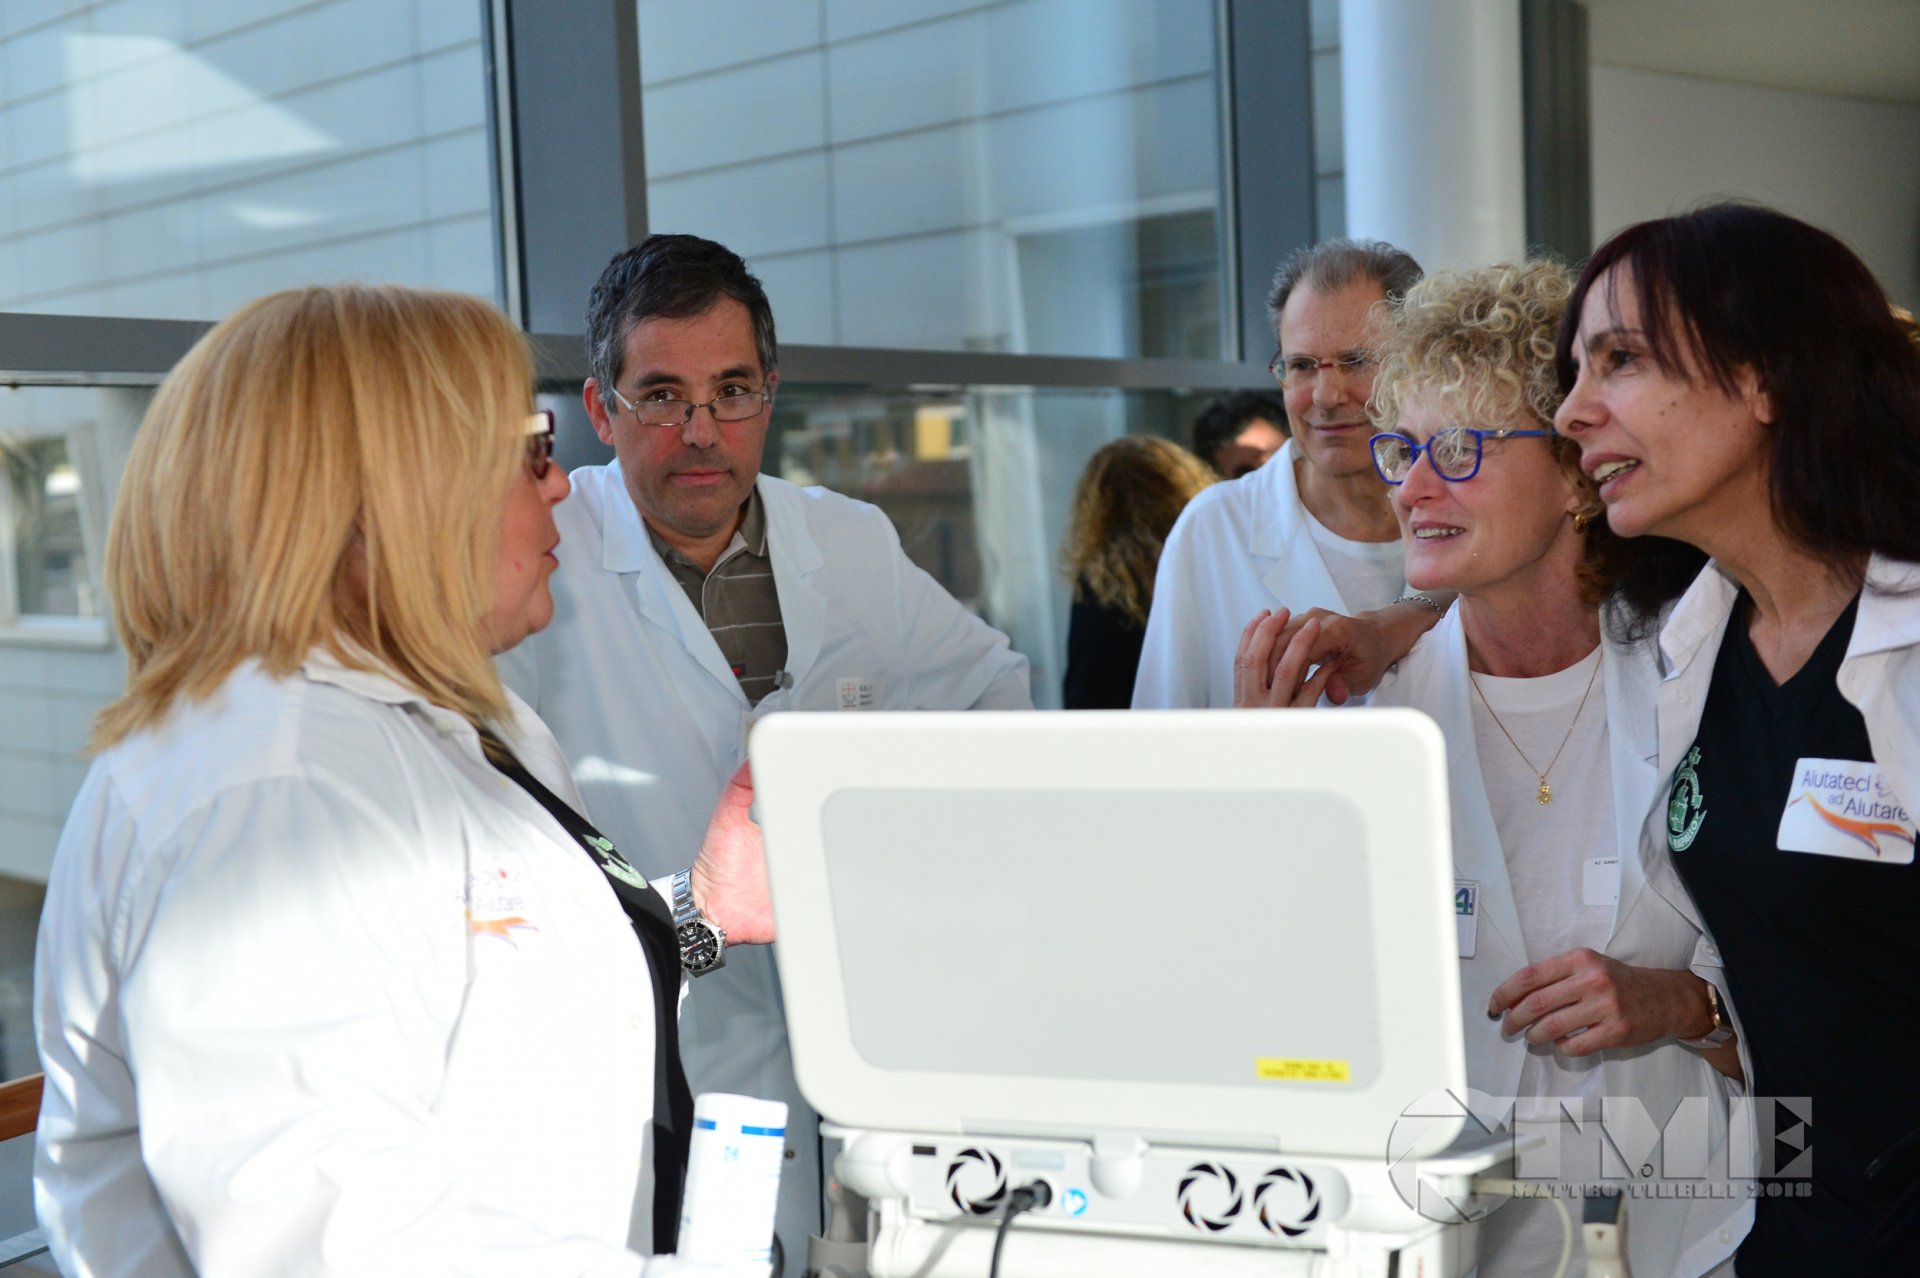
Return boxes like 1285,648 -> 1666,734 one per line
1370,260 -> 1571,435
1061,436 -> 1216,625
1369,260 -> 1621,604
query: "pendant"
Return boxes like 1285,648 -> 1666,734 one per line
1537,780 -> 1553,806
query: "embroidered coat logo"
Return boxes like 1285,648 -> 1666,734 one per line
1668,745 -> 1708,852
585,834 -> 647,890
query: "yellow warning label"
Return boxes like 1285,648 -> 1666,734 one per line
1255,1057 -> 1351,1083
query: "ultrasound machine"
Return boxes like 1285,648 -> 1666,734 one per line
750,709 -> 1560,1277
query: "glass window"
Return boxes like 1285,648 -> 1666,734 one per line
0,2 -> 502,319
3,433 -> 97,620
0,387 -> 144,907
1311,0 -> 1346,238
766,383 -> 1223,707
637,0 -> 1232,359
0,877 -> 41,1083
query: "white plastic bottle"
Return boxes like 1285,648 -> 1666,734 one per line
677,1092 -> 790,1268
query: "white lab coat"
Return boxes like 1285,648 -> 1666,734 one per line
1373,608 -> 1750,1277
34,652 -> 688,1278
1133,440 -> 1399,708
499,464 -> 1032,1269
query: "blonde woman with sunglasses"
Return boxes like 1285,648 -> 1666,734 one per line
33,285 -> 771,1278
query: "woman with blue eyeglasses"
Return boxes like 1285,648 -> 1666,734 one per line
1237,262 -> 1747,1278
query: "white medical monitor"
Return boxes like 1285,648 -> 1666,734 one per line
749,709 -> 1466,1158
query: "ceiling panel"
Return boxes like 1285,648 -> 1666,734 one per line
1585,0 -> 1920,107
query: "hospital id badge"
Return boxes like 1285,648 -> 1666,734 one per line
836,676 -> 877,711
1776,757 -> 1917,864
1454,879 -> 1479,959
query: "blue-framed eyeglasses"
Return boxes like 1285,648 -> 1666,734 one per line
1369,427 -> 1553,484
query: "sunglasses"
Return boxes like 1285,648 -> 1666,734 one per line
524,410 -> 556,479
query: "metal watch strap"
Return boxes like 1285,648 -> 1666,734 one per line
670,869 -> 698,929
1678,979 -> 1733,1049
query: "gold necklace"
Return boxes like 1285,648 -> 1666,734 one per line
1468,656 -> 1601,805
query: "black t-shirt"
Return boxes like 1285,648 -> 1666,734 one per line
1669,593 -> 1920,1272
1061,582 -> 1147,710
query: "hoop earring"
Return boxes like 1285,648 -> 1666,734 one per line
1572,510 -> 1592,534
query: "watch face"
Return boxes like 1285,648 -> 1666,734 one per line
679,920 -> 722,970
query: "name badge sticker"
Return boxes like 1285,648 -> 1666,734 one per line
836,676 -> 877,711
1776,757 -> 1917,865
1583,855 -> 1621,907
1454,879 -> 1479,959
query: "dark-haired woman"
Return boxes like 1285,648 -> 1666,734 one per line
1059,436 -> 1215,708
1550,203 -> 1920,1273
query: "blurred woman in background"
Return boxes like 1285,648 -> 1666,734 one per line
1059,435 -> 1214,708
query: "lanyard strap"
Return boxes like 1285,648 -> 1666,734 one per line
479,731 -> 692,1253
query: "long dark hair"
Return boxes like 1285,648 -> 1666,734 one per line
1556,202 -> 1920,625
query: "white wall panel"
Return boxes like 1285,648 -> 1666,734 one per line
426,213 -> 503,298
646,152 -> 833,257
829,126 -> 969,244
824,0 -> 985,44
824,0 -> 1213,147
1591,64 -> 1920,307
0,751 -> 58,822
637,0 -> 821,85
184,0 -> 320,42
0,1 -> 498,318
834,230 -> 975,348
423,131 -> 495,221
2,19 -> 67,102
640,50 -> 827,179
749,248 -> 836,346
420,42 -> 489,134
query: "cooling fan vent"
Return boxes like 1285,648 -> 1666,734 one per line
1253,1165 -> 1323,1238
945,1147 -> 1008,1216
1176,1161 -> 1243,1232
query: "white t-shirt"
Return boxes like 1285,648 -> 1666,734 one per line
1466,645 -> 1617,1278
1302,507 -> 1405,615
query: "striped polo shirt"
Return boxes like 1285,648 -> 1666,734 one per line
648,489 -> 789,705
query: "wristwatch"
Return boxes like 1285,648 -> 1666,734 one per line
1678,979 -> 1733,1049
671,869 -> 727,976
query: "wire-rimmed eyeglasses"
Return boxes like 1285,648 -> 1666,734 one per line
1268,349 -> 1376,388
605,382 -> 773,427
524,410 -> 556,479
1369,426 -> 1553,484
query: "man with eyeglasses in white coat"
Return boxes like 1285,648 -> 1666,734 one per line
1133,240 -> 1425,708
500,234 -> 1032,1275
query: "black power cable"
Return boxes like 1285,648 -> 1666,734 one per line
987,1180 -> 1052,1278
